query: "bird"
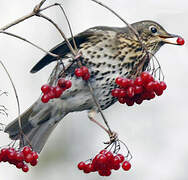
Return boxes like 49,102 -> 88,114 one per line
5,20 -> 180,153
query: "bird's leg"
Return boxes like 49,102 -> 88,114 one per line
88,110 -> 109,134
88,110 -> 118,144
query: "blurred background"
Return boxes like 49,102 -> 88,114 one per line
0,0 -> 188,179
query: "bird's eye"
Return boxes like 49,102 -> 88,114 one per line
150,26 -> 157,34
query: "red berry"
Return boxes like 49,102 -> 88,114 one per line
32,152 -> 39,160
148,91 -> 156,99
57,78 -> 66,88
122,161 -> 131,171
135,86 -> 143,94
0,154 -> 2,162
104,170 -> 111,176
121,78 -> 131,88
30,159 -> 38,166
81,66 -> 89,75
129,79 -> 135,86
119,89 -> 126,97
111,89 -> 120,97
22,146 -> 32,156
65,80 -> 72,89
22,164 -> 29,172
113,155 -> 121,166
98,154 -> 107,165
99,149 -> 107,154
7,151 -> 16,160
146,81 -> 155,92
127,87 -> 135,98
83,163 -> 92,173
41,94 -> 50,103
115,77 -> 123,86
1,148 -> 7,155
87,163 -> 94,172
154,82 -> 163,96
75,68 -> 83,77
105,151 -> 114,169
41,84 -> 50,94
105,151 -> 114,161
82,73 -> 90,81
135,97 -> 143,105
177,37 -> 185,45
155,89 -> 163,96
98,170 -> 106,176
25,153 -> 33,163
141,72 -> 153,83
53,86 -> 63,98
134,77 -> 143,86
78,161 -> 86,170
16,161 -> 24,169
118,97 -> 126,104
16,152 -> 24,161
126,98 -> 134,106
113,163 -> 120,170
48,88 -> 56,99
117,154 -> 125,163
159,81 -> 167,91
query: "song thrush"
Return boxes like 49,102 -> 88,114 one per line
5,20 -> 181,153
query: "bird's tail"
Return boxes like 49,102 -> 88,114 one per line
4,101 -> 67,153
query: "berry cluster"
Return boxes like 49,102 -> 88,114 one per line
176,37 -> 185,46
111,72 -> 167,106
74,66 -> 90,80
41,78 -> 72,103
0,146 -> 39,172
77,149 -> 131,176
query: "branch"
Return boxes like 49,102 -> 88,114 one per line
0,31 -> 59,58
37,13 -> 76,56
0,0 -> 47,31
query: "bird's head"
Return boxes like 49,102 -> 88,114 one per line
130,20 -> 183,54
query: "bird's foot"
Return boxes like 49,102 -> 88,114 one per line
104,131 -> 118,145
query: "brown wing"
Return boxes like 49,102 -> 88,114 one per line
30,31 -> 95,73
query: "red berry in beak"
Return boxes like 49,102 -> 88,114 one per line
177,37 -> 185,45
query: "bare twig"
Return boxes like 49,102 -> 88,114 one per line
0,61 -> 21,131
56,3 -> 78,52
0,0 -> 50,32
90,0 -> 141,43
0,0 -> 47,31
0,12 -> 36,31
36,13 -> 77,56
0,31 -> 59,58
0,60 -> 32,147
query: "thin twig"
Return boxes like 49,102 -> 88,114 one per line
0,31 -> 59,58
0,0 -> 50,32
0,0 -> 46,31
0,12 -> 36,31
0,61 -> 21,131
56,3 -> 78,52
37,13 -> 77,56
0,60 -> 32,147
90,0 -> 141,43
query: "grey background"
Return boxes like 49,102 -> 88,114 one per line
0,0 -> 188,179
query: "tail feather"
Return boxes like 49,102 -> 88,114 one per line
20,121 -> 59,153
5,101 -> 67,153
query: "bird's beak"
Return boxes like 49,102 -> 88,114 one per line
159,33 -> 181,45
